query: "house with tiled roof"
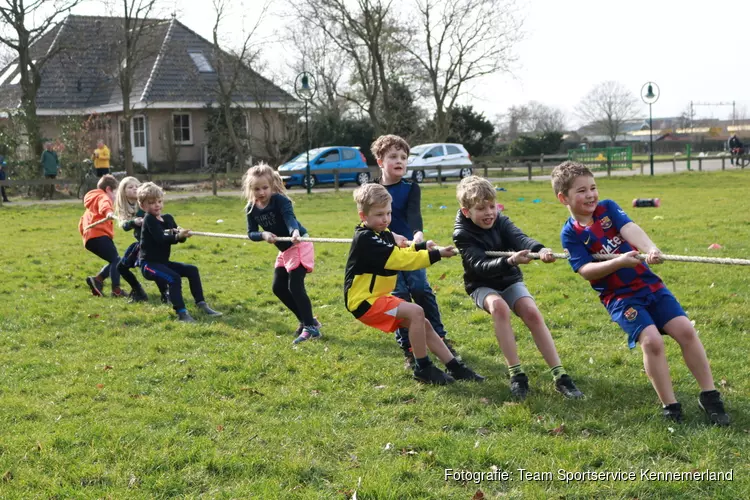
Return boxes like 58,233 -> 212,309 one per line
0,15 -> 297,170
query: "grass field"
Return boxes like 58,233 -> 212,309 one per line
1,171 -> 749,498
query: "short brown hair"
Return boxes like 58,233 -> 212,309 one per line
551,161 -> 594,196
97,174 -> 118,192
456,175 -> 496,208
354,183 -> 392,214
137,181 -> 164,205
370,134 -> 410,160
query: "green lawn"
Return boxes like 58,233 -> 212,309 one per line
1,171 -> 749,498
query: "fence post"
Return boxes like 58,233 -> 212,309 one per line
334,169 -> 339,192
540,153 -> 544,172
722,157 -> 725,171
639,162 -> 644,175
527,161 -> 532,181
0,185 -> 3,207
437,165 -> 443,186
686,144 -> 692,171
483,162 -> 488,178
212,171 -> 217,196
607,161 -> 611,177
226,161 -> 231,175
672,157 -> 676,172
698,158 -> 702,172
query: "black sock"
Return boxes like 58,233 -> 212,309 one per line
414,356 -> 432,370
445,358 -> 461,371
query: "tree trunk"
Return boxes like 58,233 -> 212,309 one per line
122,91 -> 134,176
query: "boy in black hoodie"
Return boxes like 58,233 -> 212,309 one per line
452,176 -> 583,400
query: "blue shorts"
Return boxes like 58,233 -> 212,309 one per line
607,288 -> 686,349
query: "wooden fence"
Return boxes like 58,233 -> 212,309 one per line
1,154 -> 747,207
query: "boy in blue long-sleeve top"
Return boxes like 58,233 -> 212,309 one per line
371,134 -> 456,369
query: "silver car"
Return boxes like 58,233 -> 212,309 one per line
407,143 -> 473,183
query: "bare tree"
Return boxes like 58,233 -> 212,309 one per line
397,0 -> 522,141
0,43 -> 12,66
295,0 -> 396,134
576,81 -> 638,144
106,0 -> 162,175
287,17 -> 346,119
211,0 -> 272,170
677,103 -> 696,129
524,101 -> 566,133
0,0 -> 81,157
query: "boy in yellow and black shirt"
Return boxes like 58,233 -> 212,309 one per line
344,183 -> 484,385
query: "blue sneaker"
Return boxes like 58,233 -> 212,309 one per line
293,325 -> 321,344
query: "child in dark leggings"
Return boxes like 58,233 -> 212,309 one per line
113,176 -> 168,303
79,174 -> 138,298
242,163 -> 321,344
137,182 -> 222,323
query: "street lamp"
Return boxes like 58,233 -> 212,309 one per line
294,71 -> 317,194
641,81 -> 660,176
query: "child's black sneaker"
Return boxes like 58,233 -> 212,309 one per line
662,402 -> 683,423
111,287 -> 128,299
447,362 -> 486,382
293,325 -> 321,344
196,301 -> 222,316
698,390 -> 730,426
86,276 -> 104,297
129,288 -> 149,303
177,311 -> 196,323
402,347 -> 416,370
509,373 -> 529,400
413,364 -> 455,385
554,375 -> 584,399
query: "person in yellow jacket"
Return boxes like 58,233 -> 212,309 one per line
93,139 -> 111,177
344,183 -> 485,385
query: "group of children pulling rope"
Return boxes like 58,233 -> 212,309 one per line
77,134 -> 732,426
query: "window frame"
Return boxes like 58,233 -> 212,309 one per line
172,112 -> 193,146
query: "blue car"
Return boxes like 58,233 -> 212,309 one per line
278,146 -> 371,189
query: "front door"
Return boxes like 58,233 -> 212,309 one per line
131,115 -> 148,170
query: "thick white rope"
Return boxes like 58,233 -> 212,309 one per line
484,251 -> 750,266
187,231 -> 750,266
84,214 -> 115,231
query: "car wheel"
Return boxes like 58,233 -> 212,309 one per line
356,171 -> 371,185
303,175 -> 317,189
412,170 -> 425,183
459,167 -> 473,179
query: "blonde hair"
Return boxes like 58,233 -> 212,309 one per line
370,134 -> 410,160
354,183 -> 391,214
137,181 -> 164,205
114,176 -> 141,220
242,162 -> 289,212
550,161 -> 594,196
456,175 -> 496,208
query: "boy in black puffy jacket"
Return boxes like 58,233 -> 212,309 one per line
452,176 -> 583,401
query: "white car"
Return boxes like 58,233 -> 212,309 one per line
407,143 -> 473,183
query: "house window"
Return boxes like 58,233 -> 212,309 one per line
189,52 -> 214,73
173,113 -> 192,145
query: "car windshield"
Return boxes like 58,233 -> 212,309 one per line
289,148 -> 327,163
409,145 -> 428,156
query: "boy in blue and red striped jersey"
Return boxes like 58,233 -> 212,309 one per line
551,161 -> 729,426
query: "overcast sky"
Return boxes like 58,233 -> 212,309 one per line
71,0 -> 750,127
